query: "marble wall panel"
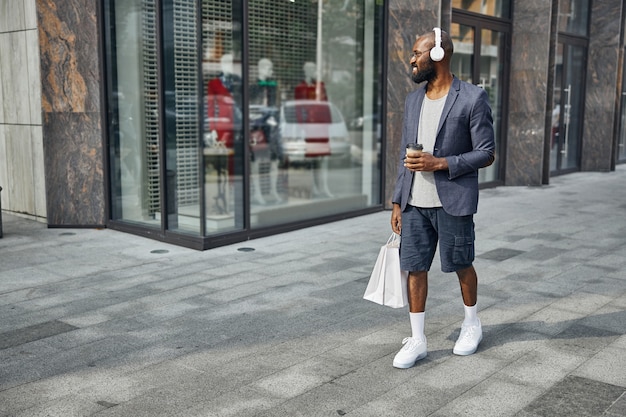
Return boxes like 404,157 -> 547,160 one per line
0,126 -> 6,208
14,31 -> 33,124
0,0 -> 26,32
384,111 -> 404,205
38,0 -> 105,225
0,32 -> 17,123
385,0 -> 441,207
582,0 -> 622,172
0,32 -> 34,120
0,34 -> 5,123
6,125 -> 35,214
0,1 -> 45,220
26,28 -> 42,125
43,112 -> 104,226
505,0 -> 553,186
24,0 -> 38,30
38,0 -> 100,114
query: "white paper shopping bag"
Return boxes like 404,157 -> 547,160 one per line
363,233 -> 408,308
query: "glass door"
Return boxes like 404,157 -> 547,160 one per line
450,19 -> 509,184
550,41 -> 587,173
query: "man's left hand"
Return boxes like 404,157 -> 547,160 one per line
404,152 -> 447,172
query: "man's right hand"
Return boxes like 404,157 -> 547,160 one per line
391,203 -> 402,235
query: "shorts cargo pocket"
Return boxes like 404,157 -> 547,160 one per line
453,236 -> 475,266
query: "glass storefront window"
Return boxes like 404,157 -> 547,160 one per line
246,0 -> 383,228
558,0 -> 590,36
452,0 -> 511,19
105,0 -> 383,245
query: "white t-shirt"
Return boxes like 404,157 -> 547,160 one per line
408,94 -> 447,208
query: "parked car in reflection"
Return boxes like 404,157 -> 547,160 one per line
279,100 -> 351,164
349,113 -> 380,132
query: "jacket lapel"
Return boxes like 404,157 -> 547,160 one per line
436,76 -> 461,137
410,86 -> 427,143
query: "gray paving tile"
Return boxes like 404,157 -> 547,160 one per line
478,247 -> 526,261
572,344 -> 626,388
12,396 -> 105,417
522,375 -> 625,417
0,320 -> 77,350
431,376 -> 543,417
604,393 -> 626,417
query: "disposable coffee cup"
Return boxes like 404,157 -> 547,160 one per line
406,143 -> 423,156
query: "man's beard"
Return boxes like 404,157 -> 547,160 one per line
411,64 -> 436,84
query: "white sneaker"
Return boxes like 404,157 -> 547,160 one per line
453,319 -> 482,356
393,337 -> 427,368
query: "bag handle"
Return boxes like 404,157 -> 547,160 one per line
387,232 -> 400,246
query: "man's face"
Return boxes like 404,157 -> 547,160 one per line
410,37 -> 436,84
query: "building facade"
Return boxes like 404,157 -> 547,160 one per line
1,0 -> 624,249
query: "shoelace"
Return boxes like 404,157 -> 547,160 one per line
401,337 -> 422,351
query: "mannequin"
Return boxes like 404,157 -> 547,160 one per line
206,54 -> 242,213
206,54 -> 241,149
294,62 -> 332,198
251,58 -> 278,106
294,61 -> 327,101
249,58 -> 282,205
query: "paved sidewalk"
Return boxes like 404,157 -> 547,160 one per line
1,166 -> 625,417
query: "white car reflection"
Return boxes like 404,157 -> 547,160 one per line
279,100 -> 351,164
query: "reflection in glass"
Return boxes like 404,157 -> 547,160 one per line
619,51 -> 626,163
248,57 -> 282,206
161,1 -> 203,235
558,0 -> 590,36
551,43 -> 585,172
106,0 -> 383,239
450,24 -> 474,84
550,44 -> 563,172
107,0 -> 160,227
450,24 -> 503,183
247,0 -> 383,228
478,28 -> 503,183
452,0 -> 511,18
202,0 -> 245,235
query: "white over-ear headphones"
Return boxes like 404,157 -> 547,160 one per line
430,27 -> 445,62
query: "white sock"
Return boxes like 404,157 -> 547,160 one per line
409,312 -> 425,341
463,304 -> 478,326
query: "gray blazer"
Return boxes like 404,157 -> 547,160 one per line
392,76 -> 495,216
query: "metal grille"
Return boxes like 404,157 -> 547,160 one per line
173,0 -> 200,206
202,0 -> 235,66
142,0 -> 160,215
248,0 -> 317,97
